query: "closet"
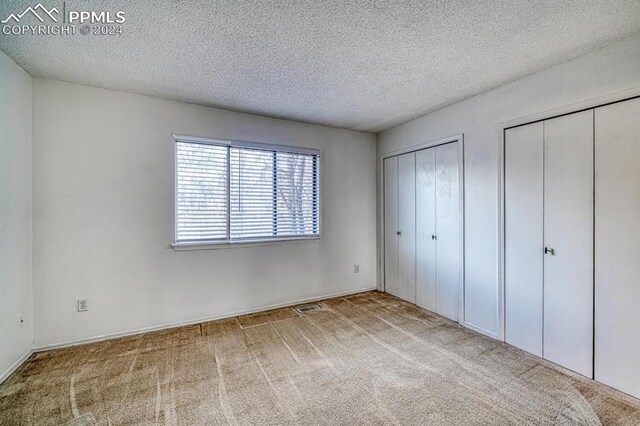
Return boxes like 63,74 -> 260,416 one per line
384,141 -> 461,322
383,153 -> 416,303
505,110 -> 594,378
504,96 -> 640,397
594,97 -> 640,398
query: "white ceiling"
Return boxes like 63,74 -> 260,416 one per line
1,1 -> 640,132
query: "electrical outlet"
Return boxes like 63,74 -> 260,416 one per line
77,299 -> 88,312
353,264 -> 360,273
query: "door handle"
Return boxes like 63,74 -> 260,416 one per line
544,247 -> 555,255
431,234 -> 437,240
397,231 -> 401,236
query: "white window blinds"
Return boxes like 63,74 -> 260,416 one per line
274,151 -> 319,237
175,137 -> 319,244
176,142 -> 228,241
230,147 -> 275,239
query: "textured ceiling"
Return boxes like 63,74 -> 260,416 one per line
1,1 -> 640,132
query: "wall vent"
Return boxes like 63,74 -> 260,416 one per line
296,305 -> 321,313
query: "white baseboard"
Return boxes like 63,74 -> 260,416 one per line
0,349 -> 33,385
34,286 -> 378,353
463,321 -> 500,340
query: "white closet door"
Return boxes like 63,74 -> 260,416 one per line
435,142 -> 460,321
416,148 -> 437,311
595,98 -> 640,398
543,110 -> 594,378
384,156 -> 400,298
504,122 -> 544,357
398,152 -> 416,303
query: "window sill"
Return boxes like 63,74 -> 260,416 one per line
171,236 -> 320,251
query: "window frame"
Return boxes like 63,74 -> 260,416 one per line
171,134 -> 321,250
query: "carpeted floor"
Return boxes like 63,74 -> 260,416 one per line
2,291 -> 640,425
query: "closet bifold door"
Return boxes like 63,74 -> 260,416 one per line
435,142 -> 460,321
384,156 -> 400,298
504,122 -> 544,357
397,152 -> 417,303
416,148 -> 436,311
543,110 -> 594,378
595,97 -> 640,398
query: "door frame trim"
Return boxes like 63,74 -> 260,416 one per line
378,133 -> 465,324
497,86 -> 640,341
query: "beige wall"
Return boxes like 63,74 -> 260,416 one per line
0,51 -> 33,380
32,80 -> 377,348
377,36 -> 640,338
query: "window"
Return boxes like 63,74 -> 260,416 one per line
174,136 -> 319,246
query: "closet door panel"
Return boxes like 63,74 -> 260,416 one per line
384,156 -> 400,298
416,148 -> 437,311
398,152 -> 416,303
504,123 -> 544,357
543,110 -> 594,378
435,142 -> 460,321
595,98 -> 640,398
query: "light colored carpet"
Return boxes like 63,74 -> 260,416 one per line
2,291 -> 640,425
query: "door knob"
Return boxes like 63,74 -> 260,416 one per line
544,247 -> 555,255
431,234 -> 437,240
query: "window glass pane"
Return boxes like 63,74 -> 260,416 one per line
230,147 -> 275,239
275,152 -> 319,237
175,142 -> 228,242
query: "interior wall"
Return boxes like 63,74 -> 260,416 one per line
32,80 -> 377,349
0,51 -> 33,380
377,36 -> 640,338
